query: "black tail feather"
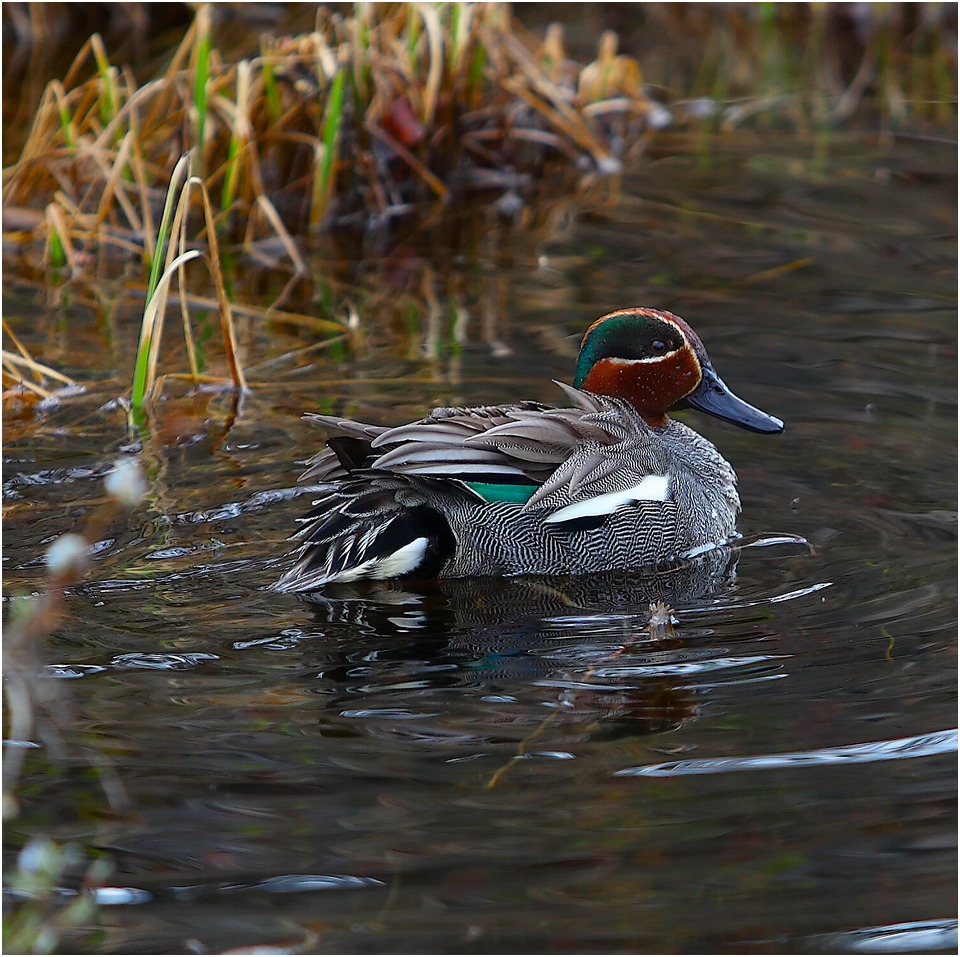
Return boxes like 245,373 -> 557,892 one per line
328,435 -> 374,472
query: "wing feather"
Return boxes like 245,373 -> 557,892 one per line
297,387 -> 651,491
303,413 -> 388,441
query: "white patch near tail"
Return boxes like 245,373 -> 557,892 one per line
332,536 -> 430,583
544,474 -> 670,525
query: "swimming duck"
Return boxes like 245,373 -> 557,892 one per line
273,307 -> 783,593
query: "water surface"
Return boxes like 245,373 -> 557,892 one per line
3,130 -> 956,954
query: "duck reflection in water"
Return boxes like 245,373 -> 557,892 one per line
294,548 -> 759,740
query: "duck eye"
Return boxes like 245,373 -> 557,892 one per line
650,339 -> 667,354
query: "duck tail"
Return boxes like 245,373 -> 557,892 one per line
271,475 -> 461,593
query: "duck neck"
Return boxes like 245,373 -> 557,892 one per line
578,356 -> 697,429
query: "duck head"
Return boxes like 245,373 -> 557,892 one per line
573,308 -> 784,433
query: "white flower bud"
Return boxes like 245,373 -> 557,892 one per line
105,458 -> 146,508
45,533 -> 90,579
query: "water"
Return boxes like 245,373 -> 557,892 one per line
3,131 -> 956,954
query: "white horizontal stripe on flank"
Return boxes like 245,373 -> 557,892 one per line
544,475 -> 670,525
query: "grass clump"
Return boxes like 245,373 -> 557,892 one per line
3,2 -> 666,267
4,3 -> 955,272
130,150 -> 247,419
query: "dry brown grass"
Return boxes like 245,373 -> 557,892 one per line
2,4 -> 666,266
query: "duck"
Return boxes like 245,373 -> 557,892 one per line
273,307 -> 783,593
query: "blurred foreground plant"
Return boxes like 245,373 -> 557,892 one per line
4,458 -> 147,802
3,459 -> 148,952
3,839 -> 111,955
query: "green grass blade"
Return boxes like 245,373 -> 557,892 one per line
91,34 -> 118,129
48,228 -> 66,268
133,153 -> 193,411
262,57 -> 282,123
194,8 -> 211,150
146,153 -> 191,302
131,250 -> 201,411
311,68 -> 345,228
51,82 -> 76,155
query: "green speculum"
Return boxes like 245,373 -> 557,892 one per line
465,482 -> 538,504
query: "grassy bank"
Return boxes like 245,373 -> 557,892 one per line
1,2 -> 956,406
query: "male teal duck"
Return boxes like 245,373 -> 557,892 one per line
273,307 -> 783,593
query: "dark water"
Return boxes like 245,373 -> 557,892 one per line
4,131 -> 957,954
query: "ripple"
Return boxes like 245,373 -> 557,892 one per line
171,874 -> 385,898
250,874 -> 384,893
517,750 -> 575,760
2,465 -> 103,495
108,653 -> 219,671
340,708 -> 440,719
171,485 -> 327,525
94,886 -> 153,906
820,918 -> 958,954
144,546 -> 194,560
614,729 -> 957,777
44,664 -> 108,678
5,884 -> 152,906
589,653 -> 790,680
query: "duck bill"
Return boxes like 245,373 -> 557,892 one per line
685,365 -> 784,434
